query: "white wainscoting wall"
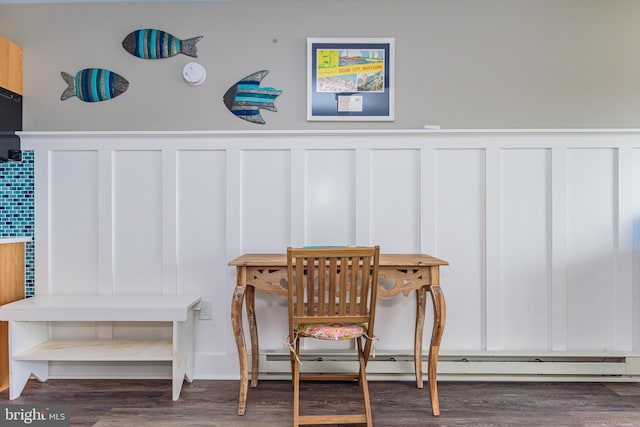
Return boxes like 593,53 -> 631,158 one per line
21,129 -> 640,380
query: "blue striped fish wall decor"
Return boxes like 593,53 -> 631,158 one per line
60,68 -> 129,102
223,70 -> 283,125
122,29 -> 203,59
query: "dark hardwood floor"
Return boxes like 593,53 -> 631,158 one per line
2,378 -> 640,426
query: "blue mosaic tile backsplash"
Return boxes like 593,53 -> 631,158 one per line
0,150 -> 34,297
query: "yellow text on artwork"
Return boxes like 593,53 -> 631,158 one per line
318,62 -> 384,78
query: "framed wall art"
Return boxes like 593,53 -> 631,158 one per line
307,37 -> 395,121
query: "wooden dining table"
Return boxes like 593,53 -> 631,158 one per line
229,253 -> 449,416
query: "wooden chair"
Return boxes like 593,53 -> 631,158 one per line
286,246 -> 380,427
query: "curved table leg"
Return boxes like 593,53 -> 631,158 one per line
427,284 -> 446,416
231,285 -> 248,416
414,286 -> 426,389
246,285 -> 260,388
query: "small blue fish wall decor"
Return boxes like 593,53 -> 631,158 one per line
223,70 -> 283,125
60,68 -> 129,102
122,29 -> 203,59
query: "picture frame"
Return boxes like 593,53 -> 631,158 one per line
307,37 -> 395,121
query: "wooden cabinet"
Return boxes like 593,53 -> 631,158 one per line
0,36 -> 23,95
0,240 -> 25,392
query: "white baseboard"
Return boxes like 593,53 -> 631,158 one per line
38,351 -> 640,382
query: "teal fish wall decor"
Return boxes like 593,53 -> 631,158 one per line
223,70 -> 283,125
60,68 -> 129,102
122,29 -> 202,59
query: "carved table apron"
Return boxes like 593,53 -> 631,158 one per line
229,253 -> 448,417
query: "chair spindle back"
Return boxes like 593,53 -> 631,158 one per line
287,246 -> 380,328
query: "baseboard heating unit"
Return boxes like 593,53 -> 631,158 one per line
260,351 -> 640,382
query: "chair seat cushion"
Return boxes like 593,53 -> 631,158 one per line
295,323 -> 367,341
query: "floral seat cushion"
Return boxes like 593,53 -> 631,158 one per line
295,323 -> 368,341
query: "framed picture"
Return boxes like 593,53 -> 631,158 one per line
307,37 -> 395,121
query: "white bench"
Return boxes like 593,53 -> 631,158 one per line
0,295 -> 201,400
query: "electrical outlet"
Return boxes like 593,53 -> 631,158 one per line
199,300 -> 212,320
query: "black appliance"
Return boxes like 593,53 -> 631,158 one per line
0,86 -> 22,162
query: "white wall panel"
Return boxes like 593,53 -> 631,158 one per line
633,148 -> 640,351
23,130 -> 640,379
177,150 -> 227,354
113,150 -> 163,295
500,149 -> 551,350
49,151 -> 99,295
434,149 -> 485,350
240,150 -> 291,252
370,149 -> 421,252
369,149 -> 420,350
240,149 -> 291,350
304,150 -> 355,246
301,149 -> 356,351
566,148 -> 616,350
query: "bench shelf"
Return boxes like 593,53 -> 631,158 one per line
0,295 -> 201,400
14,339 -> 173,362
